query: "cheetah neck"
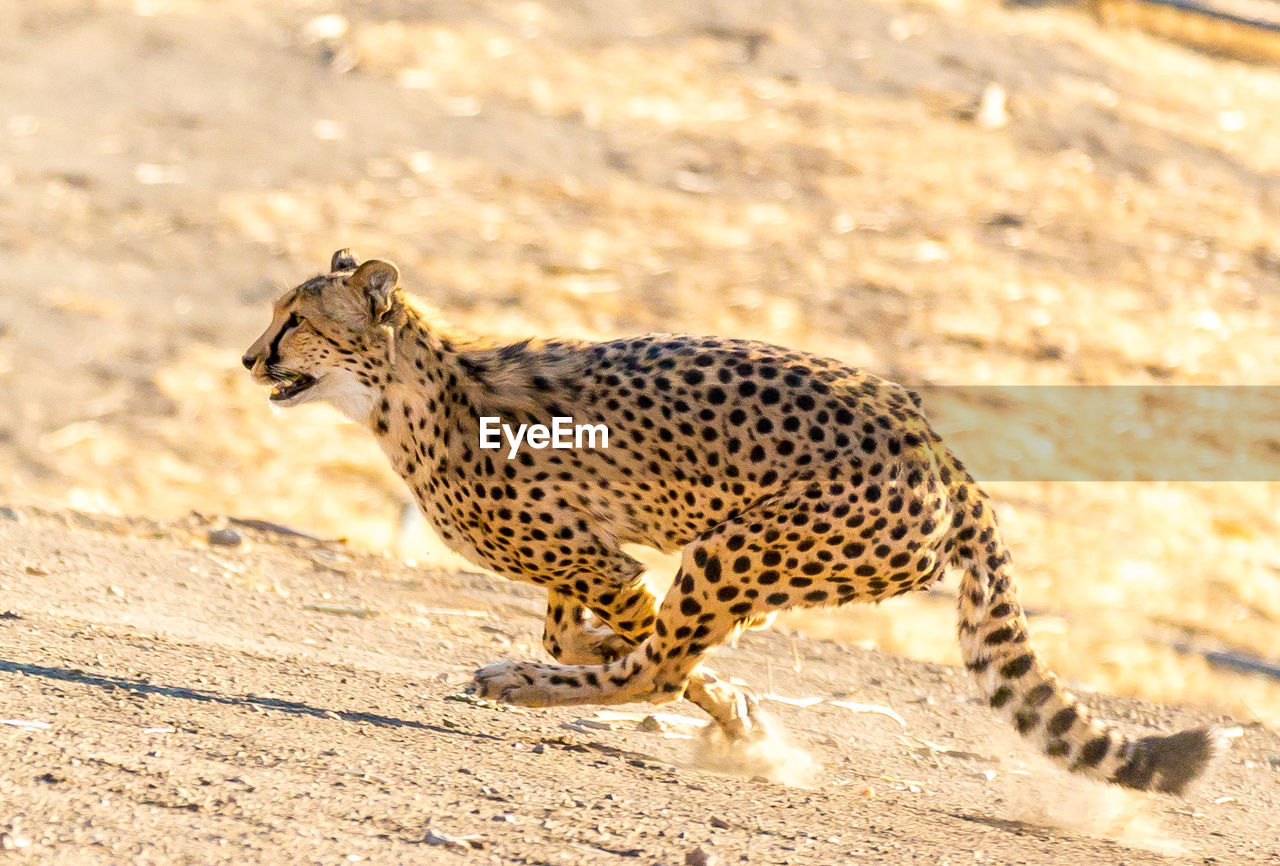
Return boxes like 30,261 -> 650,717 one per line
357,304 -> 469,463
361,299 -> 594,483
389,297 -> 592,416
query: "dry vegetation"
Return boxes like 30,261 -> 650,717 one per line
1,0 -> 1278,724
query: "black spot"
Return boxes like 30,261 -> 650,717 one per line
1024,682 -> 1055,707
999,653 -> 1034,679
1047,707 -> 1078,737
1014,709 -> 1039,735
1076,736 -> 1110,768
984,626 -> 1016,645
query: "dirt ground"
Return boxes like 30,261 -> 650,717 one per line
2,0 -> 1280,860
2,506 -> 1278,864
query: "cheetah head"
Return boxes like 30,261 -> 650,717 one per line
242,249 -> 402,422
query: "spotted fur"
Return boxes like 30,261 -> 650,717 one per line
243,251 -> 1224,793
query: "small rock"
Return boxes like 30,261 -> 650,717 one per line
423,829 -> 482,851
23,564 -> 49,576
531,743 -> 545,754
0,506 -> 19,521
710,816 -> 731,830
208,527 -> 243,548
0,611 -> 21,620
302,13 -> 348,42
108,585 -> 125,598
637,715 -> 664,733
975,82 -> 1009,130
685,847 -> 718,866
986,212 -> 1025,229
0,833 -> 30,851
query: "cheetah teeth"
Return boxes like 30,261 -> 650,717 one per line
268,371 -> 316,401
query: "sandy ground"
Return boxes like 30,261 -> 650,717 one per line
2,506 -> 1279,864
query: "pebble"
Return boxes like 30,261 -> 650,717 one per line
423,829 -> 481,851
0,833 -> 30,851
0,506 -> 19,521
975,82 -> 1009,130
685,847 -> 718,866
208,527 -> 243,548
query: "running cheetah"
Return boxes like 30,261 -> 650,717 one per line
243,250 -> 1223,793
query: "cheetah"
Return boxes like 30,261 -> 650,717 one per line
243,250 -> 1224,794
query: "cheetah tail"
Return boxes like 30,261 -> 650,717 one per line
956,555 -> 1226,794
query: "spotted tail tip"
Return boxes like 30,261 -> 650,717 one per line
1112,726 -> 1231,795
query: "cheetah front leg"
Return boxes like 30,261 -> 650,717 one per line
542,589 -> 631,665
536,590 -> 762,739
476,545 -> 760,738
473,536 -> 772,740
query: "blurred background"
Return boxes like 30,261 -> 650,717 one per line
1,0 -> 1278,723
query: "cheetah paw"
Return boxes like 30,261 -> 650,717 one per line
471,661 -> 559,707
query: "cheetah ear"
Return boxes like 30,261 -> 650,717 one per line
330,248 -> 359,272
348,259 -> 400,324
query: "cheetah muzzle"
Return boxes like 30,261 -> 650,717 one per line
243,250 -> 1227,795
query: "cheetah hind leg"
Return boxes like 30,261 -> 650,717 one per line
477,492 -> 852,739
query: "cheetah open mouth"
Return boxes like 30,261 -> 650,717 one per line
267,370 -> 316,402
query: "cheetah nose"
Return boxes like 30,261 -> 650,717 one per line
241,353 -> 257,371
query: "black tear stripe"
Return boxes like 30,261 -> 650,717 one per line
267,313 -> 302,367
